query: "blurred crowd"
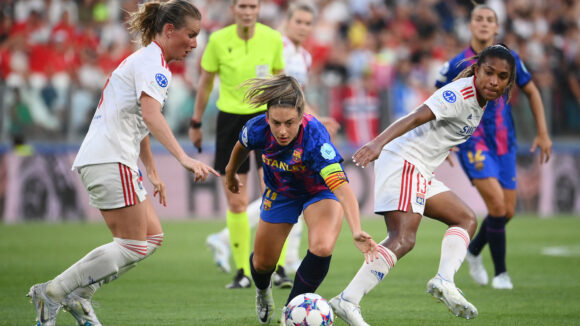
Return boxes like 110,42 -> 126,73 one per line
1,0 -> 579,147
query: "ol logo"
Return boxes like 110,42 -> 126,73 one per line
155,73 -> 168,88
442,90 -> 456,103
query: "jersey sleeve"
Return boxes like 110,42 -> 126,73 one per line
134,63 -> 170,106
239,115 -> 267,150
423,85 -> 461,121
303,118 -> 344,173
512,50 -> 532,88
201,34 -> 219,73
435,56 -> 463,88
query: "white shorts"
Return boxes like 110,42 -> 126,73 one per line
374,151 -> 449,215
78,163 -> 147,210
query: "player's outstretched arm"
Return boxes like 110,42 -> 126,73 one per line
332,184 -> 378,263
141,92 -> 219,182
225,141 -> 251,194
140,135 -> 166,206
353,105 -> 435,168
522,81 -> 552,163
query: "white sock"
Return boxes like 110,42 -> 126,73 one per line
216,199 -> 261,246
46,238 -> 147,302
436,227 -> 469,283
342,245 -> 397,305
71,234 -> 164,299
285,216 -> 303,266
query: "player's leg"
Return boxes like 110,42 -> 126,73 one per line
221,173 -> 253,288
63,199 -> 164,325
252,216 -> 293,324
287,196 -> 342,305
424,188 -> 478,319
331,152 -> 421,325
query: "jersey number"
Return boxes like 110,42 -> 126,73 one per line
467,150 -> 486,164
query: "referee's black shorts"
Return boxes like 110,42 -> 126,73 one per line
214,110 -> 265,174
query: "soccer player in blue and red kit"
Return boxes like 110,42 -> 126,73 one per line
435,4 -> 551,290
224,75 -> 378,324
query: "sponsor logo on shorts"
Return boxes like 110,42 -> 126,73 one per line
263,199 -> 272,211
416,192 -> 425,205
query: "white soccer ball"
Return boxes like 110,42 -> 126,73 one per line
284,293 -> 334,326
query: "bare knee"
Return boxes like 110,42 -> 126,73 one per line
308,242 -> 334,257
252,253 -> 277,273
459,209 -> 478,236
486,196 -> 507,217
387,233 -> 416,258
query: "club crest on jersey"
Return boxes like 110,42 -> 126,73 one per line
442,90 -> 456,103
292,148 -> 303,163
320,143 -> 336,160
155,73 -> 168,87
416,192 -> 425,205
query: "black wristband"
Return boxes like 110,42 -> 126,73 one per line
190,119 -> 202,129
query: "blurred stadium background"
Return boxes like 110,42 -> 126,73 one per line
0,0 -> 579,223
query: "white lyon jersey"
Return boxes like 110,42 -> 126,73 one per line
384,76 -> 485,176
72,42 -> 171,172
282,35 -> 311,87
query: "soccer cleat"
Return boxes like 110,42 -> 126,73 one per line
225,268 -> 252,289
465,252 -> 488,286
62,292 -> 102,326
27,283 -> 62,326
427,276 -> 478,319
256,283 -> 274,324
492,272 -> 513,290
272,265 -> 293,289
329,293 -> 370,326
206,233 -> 231,273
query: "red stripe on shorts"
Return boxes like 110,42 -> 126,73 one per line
119,163 -> 128,206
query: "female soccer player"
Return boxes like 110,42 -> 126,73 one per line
225,75 -> 378,324
189,0 -> 285,289
27,1 -> 218,325
436,4 -> 552,290
329,44 -> 517,325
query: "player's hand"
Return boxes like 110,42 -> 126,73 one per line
445,147 -> 459,167
148,171 -> 167,207
319,117 -> 341,137
225,173 -> 243,194
530,133 -> 552,164
189,127 -> 203,153
352,231 -> 379,263
352,139 -> 382,168
181,157 -> 219,182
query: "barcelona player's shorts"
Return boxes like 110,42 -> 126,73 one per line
456,146 -> 517,190
260,188 -> 337,224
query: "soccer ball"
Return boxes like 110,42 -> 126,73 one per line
284,293 -> 334,326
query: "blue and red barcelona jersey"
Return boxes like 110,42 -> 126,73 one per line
239,113 -> 345,198
435,47 -> 532,154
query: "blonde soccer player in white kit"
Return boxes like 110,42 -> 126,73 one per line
27,1 -> 218,325
329,44 -> 518,325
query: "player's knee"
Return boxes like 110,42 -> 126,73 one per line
394,233 -> 416,255
308,243 -> 334,257
486,196 -> 507,216
252,256 -> 276,273
462,209 -> 478,236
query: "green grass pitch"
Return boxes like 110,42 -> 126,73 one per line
1,215 -> 579,325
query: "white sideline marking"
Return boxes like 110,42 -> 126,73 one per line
541,245 -> 580,257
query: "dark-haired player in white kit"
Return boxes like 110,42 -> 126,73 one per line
330,44 -> 518,325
